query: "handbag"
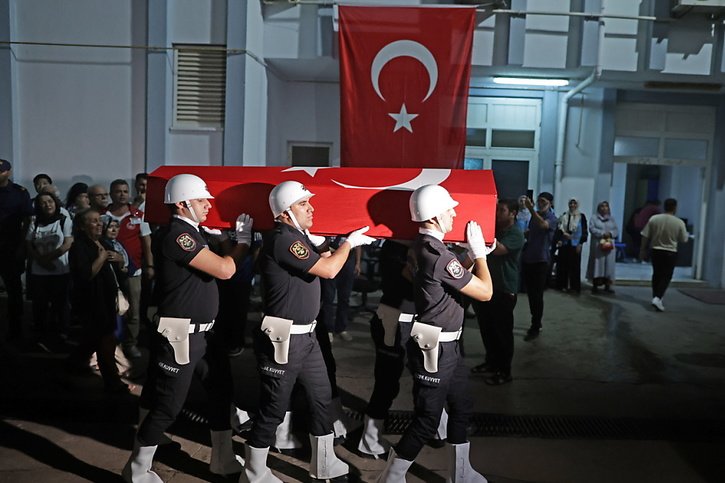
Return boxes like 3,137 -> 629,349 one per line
599,238 -> 614,252
110,267 -> 129,316
116,289 -> 130,316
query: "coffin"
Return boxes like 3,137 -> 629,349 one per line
145,166 -> 497,243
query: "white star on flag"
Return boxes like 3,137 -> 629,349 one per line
388,104 -> 418,133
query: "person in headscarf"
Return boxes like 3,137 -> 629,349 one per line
555,198 -> 588,293
587,201 -> 619,293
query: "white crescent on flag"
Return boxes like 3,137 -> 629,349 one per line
330,169 -> 451,191
371,40 -> 438,102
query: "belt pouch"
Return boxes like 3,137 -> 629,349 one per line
261,316 -> 293,364
157,317 -> 191,365
411,322 -> 442,373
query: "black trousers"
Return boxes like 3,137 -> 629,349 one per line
365,314 -> 412,420
248,329 -> 332,448
522,262 -> 549,329
651,249 -> 678,299
473,291 -> 517,375
0,256 -> 24,338
30,273 -> 70,334
138,329 -> 233,446
319,253 -> 356,334
395,338 -> 471,461
556,245 -> 582,292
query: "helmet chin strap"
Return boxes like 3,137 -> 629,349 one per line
432,215 -> 450,234
285,209 -> 304,232
185,201 -> 201,223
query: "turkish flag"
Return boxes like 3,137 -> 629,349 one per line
339,6 -> 475,169
145,166 -> 497,243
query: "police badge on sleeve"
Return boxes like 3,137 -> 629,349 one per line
446,259 -> 465,279
176,233 -> 197,251
289,240 -> 310,259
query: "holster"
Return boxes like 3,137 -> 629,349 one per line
157,317 -> 191,365
411,322 -> 442,373
261,316 -> 293,364
376,303 -> 402,347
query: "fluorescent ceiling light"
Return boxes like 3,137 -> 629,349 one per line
493,77 -> 569,87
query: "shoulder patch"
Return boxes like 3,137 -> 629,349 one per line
176,233 -> 197,252
446,259 -> 465,279
289,240 -> 310,260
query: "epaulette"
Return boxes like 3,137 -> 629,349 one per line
14,183 -> 27,191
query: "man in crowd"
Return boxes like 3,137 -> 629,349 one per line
88,184 -> 110,212
106,179 -> 154,359
520,192 -> 557,341
640,198 -> 689,312
0,159 -> 33,341
472,198 -> 525,386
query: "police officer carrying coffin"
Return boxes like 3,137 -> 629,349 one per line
239,180 -> 375,483
123,174 -> 252,482
377,185 -> 494,483
357,239 -> 416,457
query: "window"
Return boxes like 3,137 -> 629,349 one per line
173,44 -> 226,129
289,143 -> 331,167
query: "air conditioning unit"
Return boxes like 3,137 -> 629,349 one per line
672,0 -> 725,15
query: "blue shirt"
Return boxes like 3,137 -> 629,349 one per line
521,209 -> 558,264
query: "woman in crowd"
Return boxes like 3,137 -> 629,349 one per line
587,201 -> 618,293
556,198 -> 588,293
66,208 -> 128,392
65,182 -> 90,218
101,215 -> 130,341
26,192 -> 73,340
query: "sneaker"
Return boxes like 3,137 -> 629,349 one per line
338,331 -> 353,342
485,372 -> 513,386
523,328 -> 541,341
651,297 -> 665,312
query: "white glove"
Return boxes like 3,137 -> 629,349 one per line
235,213 -> 254,245
201,226 -> 228,241
346,226 -> 376,248
466,221 -> 496,260
304,229 -> 327,248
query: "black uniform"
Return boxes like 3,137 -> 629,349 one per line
0,181 -> 32,338
395,233 -> 474,461
365,240 -> 416,419
137,217 -> 232,446
248,222 -> 333,448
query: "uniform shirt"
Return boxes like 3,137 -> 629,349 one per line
261,222 -> 322,324
641,213 -> 689,253
153,217 -> 218,323
106,205 -> 151,275
413,233 -> 472,332
487,224 -> 524,295
0,182 -> 33,251
521,208 -> 557,264
26,215 -> 73,275
379,240 -> 415,313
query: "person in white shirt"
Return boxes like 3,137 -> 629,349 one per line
640,198 -> 689,312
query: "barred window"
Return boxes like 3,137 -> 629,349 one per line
173,45 -> 226,128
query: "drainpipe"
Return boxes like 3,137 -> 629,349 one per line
553,68 -> 597,209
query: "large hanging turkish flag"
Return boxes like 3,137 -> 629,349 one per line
145,166 -> 497,243
339,6 -> 475,169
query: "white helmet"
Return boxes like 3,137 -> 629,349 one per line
164,174 -> 214,204
409,184 -> 459,222
269,181 -> 315,217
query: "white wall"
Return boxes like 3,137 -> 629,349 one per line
266,78 -> 340,167
11,0 -> 140,194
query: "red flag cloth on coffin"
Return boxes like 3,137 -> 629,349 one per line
145,166 -> 496,243
339,6 -> 475,169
